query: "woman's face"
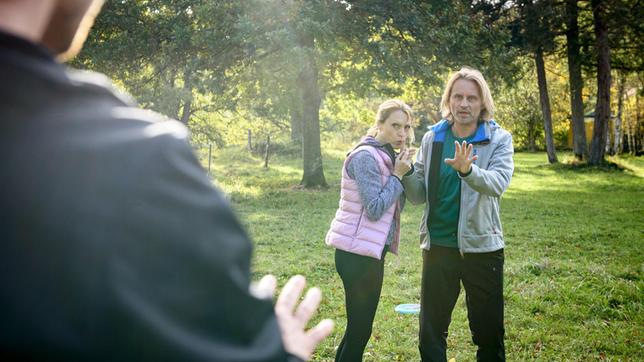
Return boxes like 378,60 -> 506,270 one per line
375,109 -> 412,149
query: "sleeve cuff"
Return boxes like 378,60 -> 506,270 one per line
458,167 -> 472,178
404,165 -> 414,177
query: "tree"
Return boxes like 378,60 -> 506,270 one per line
75,0 -> 249,127
508,0 -> 561,163
535,46 -> 559,163
495,62 -> 544,151
78,0 -> 520,187
612,71 -> 626,154
565,0 -> 589,160
241,0 -> 518,187
297,31 -> 326,187
589,0 -> 611,165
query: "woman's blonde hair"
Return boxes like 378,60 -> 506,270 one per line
440,67 -> 495,121
367,99 -> 415,143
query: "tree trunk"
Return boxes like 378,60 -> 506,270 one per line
626,127 -> 632,154
527,116 -> 537,152
627,91 -> 636,154
589,0 -> 611,165
535,47 -> 558,163
613,72 -> 625,155
297,34 -> 327,188
565,0 -> 588,160
180,98 -> 192,125
264,134 -> 270,169
605,123 -> 611,155
289,95 -> 303,144
636,91 -> 641,155
179,68 -> 193,125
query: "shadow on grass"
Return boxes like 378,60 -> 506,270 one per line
538,159 -> 630,173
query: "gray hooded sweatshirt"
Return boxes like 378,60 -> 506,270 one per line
402,119 -> 514,253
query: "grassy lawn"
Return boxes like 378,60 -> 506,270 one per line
205,146 -> 643,361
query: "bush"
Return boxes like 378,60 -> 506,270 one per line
250,139 -> 301,158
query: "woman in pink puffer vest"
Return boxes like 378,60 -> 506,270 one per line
326,99 -> 416,362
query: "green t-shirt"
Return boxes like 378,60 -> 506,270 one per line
428,127 -> 473,248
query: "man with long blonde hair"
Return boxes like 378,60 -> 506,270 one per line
402,67 -> 514,361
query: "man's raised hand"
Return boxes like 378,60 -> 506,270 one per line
444,141 -> 477,174
255,275 -> 334,361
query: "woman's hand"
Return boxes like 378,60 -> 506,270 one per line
394,148 -> 416,179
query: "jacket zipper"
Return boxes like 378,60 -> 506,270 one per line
458,177 -> 465,257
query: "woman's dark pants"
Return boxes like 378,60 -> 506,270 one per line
419,245 -> 505,362
334,247 -> 387,362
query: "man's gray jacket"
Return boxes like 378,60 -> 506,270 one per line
402,119 -> 514,253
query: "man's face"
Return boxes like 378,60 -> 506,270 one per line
449,78 -> 483,126
41,0 -> 104,60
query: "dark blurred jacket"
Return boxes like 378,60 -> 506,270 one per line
0,30 -> 297,362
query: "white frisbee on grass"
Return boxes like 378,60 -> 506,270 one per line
395,303 -> 420,314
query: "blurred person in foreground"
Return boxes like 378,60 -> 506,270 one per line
402,67 -> 514,362
0,0 -> 332,360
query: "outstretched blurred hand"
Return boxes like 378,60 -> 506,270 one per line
251,275 -> 334,361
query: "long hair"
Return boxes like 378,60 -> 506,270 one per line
366,99 -> 415,143
440,67 -> 495,121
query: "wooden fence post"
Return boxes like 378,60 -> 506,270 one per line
264,135 -> 270,169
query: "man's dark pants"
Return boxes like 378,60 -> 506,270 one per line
419,245 -> 505,362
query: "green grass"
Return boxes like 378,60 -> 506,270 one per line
205,147 -> 643,361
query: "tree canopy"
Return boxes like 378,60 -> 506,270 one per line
75,0 -> 643,179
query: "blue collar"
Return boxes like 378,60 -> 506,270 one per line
430,119 -> 492,144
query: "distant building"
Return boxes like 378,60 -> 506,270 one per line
566,111 -> 615,149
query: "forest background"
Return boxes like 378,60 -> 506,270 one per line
74,0 -> 643,187
73,1 -> 643,360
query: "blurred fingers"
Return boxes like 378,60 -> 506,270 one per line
250,274 -> 277,300
306,319 -> 334,346
294,287 -> 322,324
275,275 -> 306,316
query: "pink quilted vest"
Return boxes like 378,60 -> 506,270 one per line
325,145 -> 400,260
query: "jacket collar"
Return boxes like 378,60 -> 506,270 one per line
0,29 -> 55,62
0,29 -> 69,85
430,119 -> 497,144
351,136 -> 397,164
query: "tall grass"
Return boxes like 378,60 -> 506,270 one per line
208,147 -> 643,361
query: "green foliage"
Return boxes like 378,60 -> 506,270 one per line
577,0 -> 643,73
75,0 -> 249,118
495,60 -> 545,151
73,0 -> 642,168
208,147 -> 643,361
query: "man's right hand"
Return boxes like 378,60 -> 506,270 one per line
253,275 -> 334,361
